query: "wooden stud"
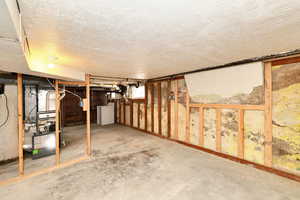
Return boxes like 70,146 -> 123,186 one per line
185,89 -> 190,143
123,102 -> 126,125
175,80 -> 179,139
271,56 -> 300,66
216,109 -> 222,152
151,83 -> 154,133
144,83 -> 148,131
17,74 -> 24,175
199,106 -> 204,146
57,81 -> 86,86
238,109 -> 245,159
85,74 -> 91,156
167,80 -> 171,138
0,156 -> 89,187
264,62 -> 273,167
158,82 -> 162,135
118,100 -> 121,123
189,103 -> 264,110
130,100 -> 133,127
138,102 -> 140,129
55,80 -> 60,165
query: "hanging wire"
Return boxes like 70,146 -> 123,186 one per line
46,78 -> 82,100
0,94 -> 9,128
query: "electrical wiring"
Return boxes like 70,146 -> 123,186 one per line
0,94 -> 9,128
46,78 -> 82,100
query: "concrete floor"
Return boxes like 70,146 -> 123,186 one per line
0,124 -> 300,200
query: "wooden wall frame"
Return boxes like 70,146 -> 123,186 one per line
0,75 -> 91,186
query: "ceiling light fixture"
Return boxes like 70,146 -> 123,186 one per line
48,63 -> 55,69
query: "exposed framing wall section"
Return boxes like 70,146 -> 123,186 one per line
117,58 -> 300,182
0,74 -> 92,186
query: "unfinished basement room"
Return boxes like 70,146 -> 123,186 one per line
1,0 -> 300,199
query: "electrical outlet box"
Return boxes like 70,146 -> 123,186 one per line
0,84 -> 4,95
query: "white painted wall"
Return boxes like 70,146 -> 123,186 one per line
0,85 -> 18,161
185,62 -> 264,99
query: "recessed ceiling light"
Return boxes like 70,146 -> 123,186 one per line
48,63 -> 55,68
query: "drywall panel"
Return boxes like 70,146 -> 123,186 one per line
244,110 -> 264,165
0,85 -> 18,161
272,63 -> 300,175
221,109 -> 238,157
185,62 -> 264,104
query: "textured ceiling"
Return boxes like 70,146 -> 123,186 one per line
16,0 -> 300,79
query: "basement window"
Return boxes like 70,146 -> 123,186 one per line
131,85 -> 145,99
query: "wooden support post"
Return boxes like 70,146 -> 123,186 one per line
264,62 -> 273,167
158,82 -> 162,135
167,80 -> 171,138
123,102 -> 126,125
185,89 -> 190,143
216,109 -> 222,152
138,102 -> 140,128
151,83 -> 154,133
199,107 -> 204,146
238,109 -> 245,159
130,100 -> 133,127
85,74 -> 91,156
144,83 -> 148,131
175,80 -> 179,139
118,100 -> 121,123
17,74 -> 24,175
55,80 -> 60,165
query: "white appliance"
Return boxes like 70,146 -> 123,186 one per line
97,103 -> 115,125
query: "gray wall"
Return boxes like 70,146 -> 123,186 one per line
0,84 -> 18,161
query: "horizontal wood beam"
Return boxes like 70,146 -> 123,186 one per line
271,56 -> 300,66
189,103 -> 265,110
57,81 -> 86,86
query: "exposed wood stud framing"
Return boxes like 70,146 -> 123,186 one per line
199,106 -> 204,146
264,62 -> 273,167
190,103 -> 264,110
144,83 -> 148,130
167,80 -> 171,138
118,100 -> 121,123
175,80 -> 179,139
238,109 -> 245,159
123,102 -> 126,125
138,102 -> 140,128
271,56 -> 300,66
17,74 -> 24,175
130,101 -> 133,127
55,80 -> 60,165
151,83 -> 154,133
158,82 -> 162,135
216,109 -> 222,152
185,89 -> 190,143
86,74 -> 91,156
